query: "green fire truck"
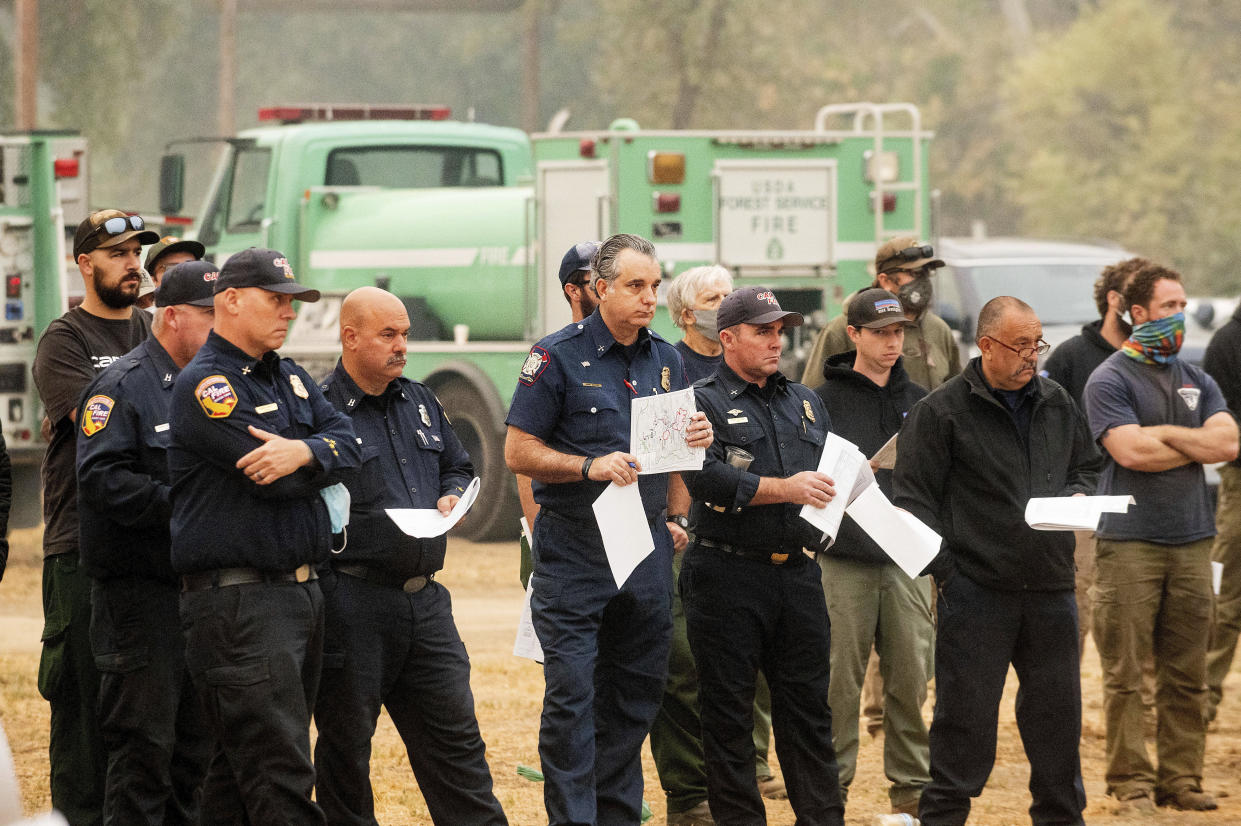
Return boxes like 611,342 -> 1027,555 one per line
160,102 -> 933,540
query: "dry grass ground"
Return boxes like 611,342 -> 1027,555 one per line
3,527 -> 1241,824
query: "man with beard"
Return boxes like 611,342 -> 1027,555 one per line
1084,262 -> 1238,813
32,208 -> 159,825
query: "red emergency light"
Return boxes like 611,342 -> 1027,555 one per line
258,104 -> 452,124
6,275 -> 21,298
53,158 -> 80,179
579,139 -> 596,159
653,192 -> 681,213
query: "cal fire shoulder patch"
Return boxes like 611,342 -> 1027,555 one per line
196,375 -> 238,419
81,395 -> 115,437
519,346 -> 551,385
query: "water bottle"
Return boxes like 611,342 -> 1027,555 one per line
706,447 -> 754,512
872,815 -> 919,826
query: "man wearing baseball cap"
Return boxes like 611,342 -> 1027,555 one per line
32,208 -> 159,823
558,240 -> 601,321
682,286 -> 845,824
137,236 -> 206,310
76,260 -> 219,823
811,288 -> 932,817
168,247 -> 355,823
801,237 -> 960,393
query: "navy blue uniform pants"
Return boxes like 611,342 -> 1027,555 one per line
180,579 -> 325,826
90,577 -> 211,826
681,546 -> 844,826
314,570 -> 507,825
920,573 -> 1085,826
531,509 -> 673,826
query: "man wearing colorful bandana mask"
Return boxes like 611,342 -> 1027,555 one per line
1083,261 -> 1239,814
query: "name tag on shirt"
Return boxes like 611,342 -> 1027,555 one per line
727,416 -> 749,424
255,402 -> 278,414
154,423 -> 170,433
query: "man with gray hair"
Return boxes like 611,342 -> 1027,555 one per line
506,233 -> 713,826
896,296 -> 1099,826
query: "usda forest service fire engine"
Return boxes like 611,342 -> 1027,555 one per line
157,101 -> 933,540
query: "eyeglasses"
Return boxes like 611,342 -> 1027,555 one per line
84,214 -> 146,243
879,243 -> 934,272
985,336 -> 1050,359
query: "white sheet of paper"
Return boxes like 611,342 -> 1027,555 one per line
870,433 -> 899,470
513,578 -> 544,663
593,482 -> 655,588
1213,561 -> 1224,596
800,432 -> 866,541
631,388 -> 705,474
845,485 -> 941,580
1024,495 -> 1136,531
385,476 -> 481,538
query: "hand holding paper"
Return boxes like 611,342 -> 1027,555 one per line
385,476 -> 481,538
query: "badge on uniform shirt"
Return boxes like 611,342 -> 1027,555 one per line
81,395 -> 114,437
419,403 -> 432,427
803,399 -> 815,423
1177,386 -> 1201,411
290,374 -> 309,399
519,346 -> 550,385
661,366 -> 671,392
196,375 -> 237,419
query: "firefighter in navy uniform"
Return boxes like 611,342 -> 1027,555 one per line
504,233 -> 713,826
168,247 -> 359,825
75,261 -> 219,825
314,286 -> 507,825
681,286 -> 845,826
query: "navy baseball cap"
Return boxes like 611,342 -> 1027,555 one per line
847,288 -> 908,329
558,241 -> 601,287
717,286 -> 804,333
215,247 -> 320,301
156,260 -> 219,307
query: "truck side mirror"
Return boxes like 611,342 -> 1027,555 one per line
159,154 -> 185,215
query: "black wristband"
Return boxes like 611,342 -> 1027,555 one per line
581,456 -> 595,480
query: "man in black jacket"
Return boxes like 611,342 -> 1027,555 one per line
895,296 -> 1100,826
813,288 -> 930,818
1205,300 -> 1241,723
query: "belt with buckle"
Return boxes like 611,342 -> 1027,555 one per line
696,537 -> 792,566
181,563 -> 317,592
333,563 -> 433,594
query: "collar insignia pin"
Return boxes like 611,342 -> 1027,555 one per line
803,400 -> 815,423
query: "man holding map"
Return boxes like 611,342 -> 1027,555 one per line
681,286 -> 844,826
894,296 -> 1100,826
504,233 -> 713,826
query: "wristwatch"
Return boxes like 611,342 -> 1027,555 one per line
667,514 -> 690,530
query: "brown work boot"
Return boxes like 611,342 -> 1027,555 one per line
1157,788 -> 1218,811
891,797 -> 920,817
757,774 -> 788,800
1114,789 -> 1156,815
667,800 -> 714,826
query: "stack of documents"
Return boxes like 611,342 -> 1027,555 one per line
1024,495 -> 1135,531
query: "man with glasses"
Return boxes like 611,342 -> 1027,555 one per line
32,208 -> 159,825
1083,262 -> 1238,813
895,296 -> 1100,826
75,262 -> 218,824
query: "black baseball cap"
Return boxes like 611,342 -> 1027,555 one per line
717,286 -> 803,333
73,209 -> 160,257
155,260 -> 219,308
144,235 -> 206,274
214,247 -> 320,301
558,241 -> 601,287
847,288 -> 908,329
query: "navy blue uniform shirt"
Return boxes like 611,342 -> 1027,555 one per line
321,361 -> 473,578
169,330 -> 359,574
685,362 -> 831,556
505,310 -> 687,522
76,337 -> 181,584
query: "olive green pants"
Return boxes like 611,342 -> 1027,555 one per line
1092,537 -> 1212,799
1207,465 -> 1241,721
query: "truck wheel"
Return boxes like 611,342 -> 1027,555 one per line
435,379 -> 520,541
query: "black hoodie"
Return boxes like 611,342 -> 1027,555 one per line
1042,319 -> 1116,406
1203,302 -> 1241,469
813,351 -> 927,565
